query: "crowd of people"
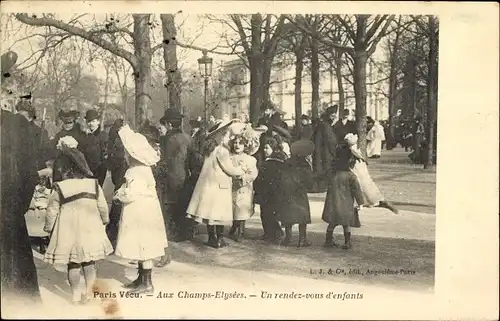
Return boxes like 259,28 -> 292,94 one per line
2,95 -> 403,306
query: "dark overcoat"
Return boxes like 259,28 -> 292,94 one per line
312,117 -> 337,191
159,128 -> 194,205
1,110 -> 41,304
85,128 -> 109,185
332,119 -> 357,142
322,170 -> 365,227
254,156 -> 313,225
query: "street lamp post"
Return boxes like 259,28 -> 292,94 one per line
197,50 -> 213,123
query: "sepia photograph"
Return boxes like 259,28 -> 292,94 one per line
0,1 -> 498,319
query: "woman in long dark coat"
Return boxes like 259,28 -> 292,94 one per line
1,109 -> 49,306
105,119 -> 128,249
312,106 -> 338,192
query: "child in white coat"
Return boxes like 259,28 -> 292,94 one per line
113,125 -> 168,295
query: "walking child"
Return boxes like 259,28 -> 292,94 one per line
227,123 -> 262,242
43,136 -> 113,304
344,133 -> 398,213
186,119 -> 247,248
321,142 -> 366,250
113,125 -> 168,294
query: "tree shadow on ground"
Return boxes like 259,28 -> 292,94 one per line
169,225 -> 435,293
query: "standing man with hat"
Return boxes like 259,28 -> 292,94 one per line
53,110 -> 86,155
15,99 -> 52,169
155,108 -> 197,266
84,109 -> 109,186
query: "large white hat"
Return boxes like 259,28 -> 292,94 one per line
119,124 -> 160,166
207,118 -> 241,138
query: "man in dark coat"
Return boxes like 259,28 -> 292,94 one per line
84,109 -> 108,186
333,108 -> 357,143
1,109 -> 53,307
52,110 -> 86,148
312,105 -> 339,192
15,100 -> 52,169
155,109 -> 198,266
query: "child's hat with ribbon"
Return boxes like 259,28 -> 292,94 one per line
119,124 -> 160,166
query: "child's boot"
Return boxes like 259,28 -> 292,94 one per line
282,225 -> 292,246
341,232 -> 352,250
239,220 -> 246,239
216,225 -> 228,248
378,200 -> 399,214
123,262 -> 143,289
204,225 -> 218,248
228,221 -> 237,237
233,221 -> 243,242
324,225 -> 338,247
297,224 -> 311,248
128,268 -> 154,295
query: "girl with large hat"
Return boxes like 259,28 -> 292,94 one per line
43,136 -> 113,304
185,119 -> 248,248
227,123 -> 265,242
113,125 -> 168,294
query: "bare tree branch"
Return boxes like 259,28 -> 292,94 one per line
15,13 -> 138,68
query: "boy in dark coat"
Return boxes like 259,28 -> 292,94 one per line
321,142 -> 366,250
278,139 -> 315,247
253,136 -> 287,244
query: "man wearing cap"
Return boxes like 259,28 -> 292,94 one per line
53,110 -> 86,153
333,108 -> 357,143
155,109 -> 198,266
84,109 -> 109,186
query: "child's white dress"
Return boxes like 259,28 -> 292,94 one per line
349,145 -> 384,206
43,179 -> 113,264
231,153 -> 258,221
114,165 -> 168,261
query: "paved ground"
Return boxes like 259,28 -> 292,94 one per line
15,147 -> 436,319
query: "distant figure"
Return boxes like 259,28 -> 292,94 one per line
312,105 -> 338,192
333,109 -> 357,142
84,109 -> 108,186
367,119 -> 386,159
296,114 -> 313,141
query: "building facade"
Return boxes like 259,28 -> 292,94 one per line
219,58 -> 389,121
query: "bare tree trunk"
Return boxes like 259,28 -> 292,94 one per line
160,14 -> 182,112
353,50 -> 368,157
310,37 -> 320,120
425,16 -> 438,170
249,56 -> 263,125
294,49 -> 304,131
132,15 -> 153,128
334,51 -> 345,115
261,57 -> 273,106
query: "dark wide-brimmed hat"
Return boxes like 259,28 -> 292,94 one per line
164,108 -> 184,121
15,99 -> 36,119
58,110 -> 79,123
291,139 -> 315,157
300,114 -> 309,120
85,109 -> 100,122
